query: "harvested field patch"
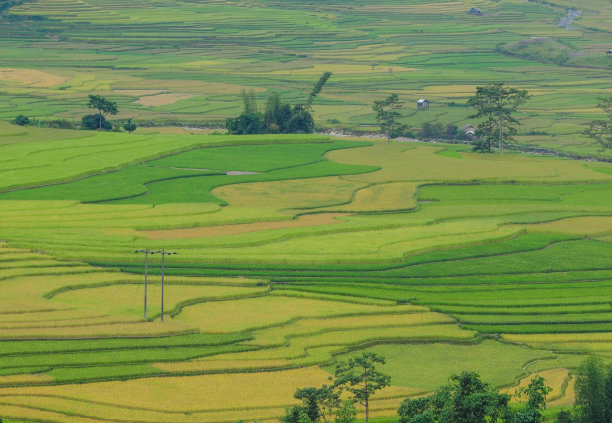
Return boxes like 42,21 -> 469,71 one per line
136,93 -> 195,107
0,68 -> 67,87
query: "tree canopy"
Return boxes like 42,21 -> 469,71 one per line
86,94 -> 118,131
467,83 -> 529,153
584,97 -> 612,149
373,93 -> 403,142
226,72 -> 331,135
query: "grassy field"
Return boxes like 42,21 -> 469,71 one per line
0,123 -> 611,422
1,0 -> 612,158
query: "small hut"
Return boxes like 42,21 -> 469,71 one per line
417,99 -> 430,110
461,124 -> 476,139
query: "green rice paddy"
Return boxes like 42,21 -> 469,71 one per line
0,123 -> 610,421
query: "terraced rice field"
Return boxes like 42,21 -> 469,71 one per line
2,0 -> 612,157
0,123 -> 610,422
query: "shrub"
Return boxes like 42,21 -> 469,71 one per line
123,119 -> 137,133
82,114 -> 112,131
13,114 -> 30,126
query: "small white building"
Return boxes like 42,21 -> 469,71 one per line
417,99 -> 430,110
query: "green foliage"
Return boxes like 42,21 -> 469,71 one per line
397,371 -> 511,423
81,113 -> 111,131
334,400 -> 357,423
282,406 -> 314,423
123,119 -> 136,133
227,73 -> 329,134
306,72 -> 333,110
12,114 -> 29,125
584,97 -> 612,149
468,83 -> 530,153
86,94 -> 118,130
294,385 -> 340,423
373,93 -> 403,142
335,352 -> 391,423
574,356 -> 611,423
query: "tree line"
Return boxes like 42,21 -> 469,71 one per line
235,354 -> 612,423
9,82 -> 611,152
373,87 -> 612,153
12,94 -> 136,133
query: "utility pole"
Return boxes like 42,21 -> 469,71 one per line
156,249 -> 178,322
135,249 -> 156,320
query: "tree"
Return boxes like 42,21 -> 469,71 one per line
575,356 -> 608,423
468,83 -> 529,154
123,119 -> 136,133
334,400 -> 357,423
373,93 -> 403,142
334,352 -> 391,423
281,406 -> 314,423
512,376 -> 552,423
294,385 -> 340,423
87,94 -> 118,131
82,114 -> 112,131
305,71 -> 332,111
584,97 -> 612,149
397,371 -> 510,423
13,114 -> 30,126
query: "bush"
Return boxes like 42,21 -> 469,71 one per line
226,112 -> 265,135
82,114 -> 112,131
46,119 -> 77,129
123,119 -> 137,133
13,114 -> 30,126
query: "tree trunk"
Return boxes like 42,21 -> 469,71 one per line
99,111 -> 103,131
365,399 -> 369,423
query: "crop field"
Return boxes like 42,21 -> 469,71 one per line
2,0 -> 612,158
0,123 -> 611,422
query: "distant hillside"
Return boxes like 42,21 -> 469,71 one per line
0,0 -> 611,156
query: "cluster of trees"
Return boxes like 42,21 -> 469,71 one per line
271,355 -> 611,423
226,72 -> 332,135
399,372 -> 550,423
280,352 -> 389,423
556,357 -> 612,423
372,83 -> 530,154
467,83 -> 530,154
12,95 -> 136,132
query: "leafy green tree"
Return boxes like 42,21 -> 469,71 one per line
585,97 -> 612,149
295,385 -> 340,423
334,352 -> 391,423
123,119 -> 136,133
13,114 -> 30,126
420,122 -> 444,140
373,93 -> 403,142
555,410 -> 574,423
281,406 -> 314,423
468,83 -> 529,154
575,357 -> 607,423
334,400 -> 357,423
87,94 -> 118,130
512,376 -> 552,423
82,114 -> 112,131
398,371 -> 510,423
605,368 -> 612,423
305,72 -> 332,111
